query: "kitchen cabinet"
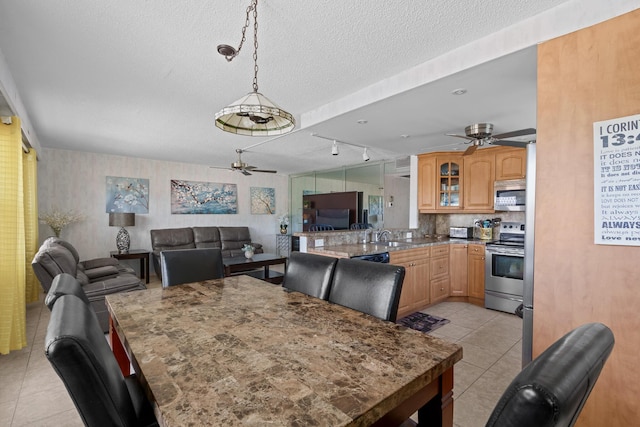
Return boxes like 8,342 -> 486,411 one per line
417,155 -> 437,211
463,152 -> 495,212
495,148 -> 526,180
436,155 -> 463,210
468,244 -> 485,299
418,147 -> 527,214
391,247 -> 430,319
430,245 -> 450,304
449,243 -> 468,296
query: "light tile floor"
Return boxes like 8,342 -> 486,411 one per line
0,280 -> 522,427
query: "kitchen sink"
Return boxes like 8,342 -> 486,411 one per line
376,241 -> 410,247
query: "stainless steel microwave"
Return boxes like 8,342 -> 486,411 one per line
494,179 -> 526,211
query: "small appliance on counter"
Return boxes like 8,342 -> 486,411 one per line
449,226 -> 474,239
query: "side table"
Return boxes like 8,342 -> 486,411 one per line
275,234 -> 290,257
110,249 -> 150,284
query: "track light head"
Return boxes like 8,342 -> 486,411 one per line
331,140 -> 339,156
362,147 -> 370,162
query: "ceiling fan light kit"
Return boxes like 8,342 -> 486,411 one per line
214,0 -> 295,136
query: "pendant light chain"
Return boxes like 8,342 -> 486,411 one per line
225,0 -> 257,62
252,1 -> 259,93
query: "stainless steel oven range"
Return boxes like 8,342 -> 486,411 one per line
485,222 -> 525,314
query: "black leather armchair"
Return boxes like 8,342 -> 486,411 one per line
45,295 -> 158,427
160,248 -> 224,287
328,258 -> 405,322
283,252 -> 338,300
485,322 -> 614,427
32,238 -> 145,333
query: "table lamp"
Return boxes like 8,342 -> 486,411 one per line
109,212 -> 135,253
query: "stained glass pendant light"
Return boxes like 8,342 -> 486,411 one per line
215,0 -> 295,136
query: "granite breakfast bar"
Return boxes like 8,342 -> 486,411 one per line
106,275 -> 462,426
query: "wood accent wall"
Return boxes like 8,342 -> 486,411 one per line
536,9 -> 640,426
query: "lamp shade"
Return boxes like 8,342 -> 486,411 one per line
214,92 -> 295,136
109,212 -> 135,227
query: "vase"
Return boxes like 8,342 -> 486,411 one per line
244,251 -> 254,259
280,225 -> 288,235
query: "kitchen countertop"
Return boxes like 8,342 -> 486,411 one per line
308,237 -> 491,258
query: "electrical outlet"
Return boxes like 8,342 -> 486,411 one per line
315,239 -> 324,247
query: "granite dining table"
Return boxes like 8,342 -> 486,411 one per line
105,275 -> 462,426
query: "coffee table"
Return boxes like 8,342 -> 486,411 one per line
223,252 -> 287,284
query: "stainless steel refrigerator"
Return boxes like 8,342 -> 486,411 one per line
522,143 -> 536,366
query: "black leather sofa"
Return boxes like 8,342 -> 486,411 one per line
149,226 -> 263,279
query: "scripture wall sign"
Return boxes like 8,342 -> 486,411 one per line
594,112 -> 640,246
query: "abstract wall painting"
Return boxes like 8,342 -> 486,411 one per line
368,195 -> 383,221
250,187 -> 276,214
105,176 -> 149,214
171,180 -> 238,214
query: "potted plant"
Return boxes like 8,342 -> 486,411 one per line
39,207 -> 84,238
278,213 -> 289,235
242,243 -> 255,259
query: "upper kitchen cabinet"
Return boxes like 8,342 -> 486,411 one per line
495,148 -> 527,180
437,155 -> 463,210
417,155 -> 437,211
418,153 -> 463,212
463,151 -> 495,212
418,153 -> 464,213
418,147 -> 527,214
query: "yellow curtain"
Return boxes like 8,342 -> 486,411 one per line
23,147 -> 39,303
0,116 -> 27,354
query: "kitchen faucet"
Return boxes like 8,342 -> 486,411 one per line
375,229 -> 392,242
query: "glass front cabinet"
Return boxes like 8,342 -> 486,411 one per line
437,155 -> 462,209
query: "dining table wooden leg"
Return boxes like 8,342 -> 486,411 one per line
418,367 -> 454,427
109,316 -> 130,377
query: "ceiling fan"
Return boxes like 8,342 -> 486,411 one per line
446,123 -> 536,156
211,149 -> 277,176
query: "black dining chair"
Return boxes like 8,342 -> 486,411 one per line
283,252 -> 338,300
44,272 -> 91,310
328,258 -> 405,322
308,224 -> 334,231
45,294 -> 158,427
160,248 -> 224,287
484,322 -> 614,427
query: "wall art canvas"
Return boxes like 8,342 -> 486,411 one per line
368,195 -> 383,220
105,176 -> 149,213
250,187 -> 275,214
171,180 -> 238,214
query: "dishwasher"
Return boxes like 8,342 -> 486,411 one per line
350,252 -> 390,263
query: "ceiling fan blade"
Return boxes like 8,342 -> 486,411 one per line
490,139 -> 530,148
463,145 -> 478,156
241,169 -> 252,176
492,128 -> 536,140
446,133 -> 476,141
210,166 -> 233,172
251,169 -> 277,174
244,165 -> 257,170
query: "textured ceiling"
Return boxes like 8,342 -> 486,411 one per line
0,0 -> 595,174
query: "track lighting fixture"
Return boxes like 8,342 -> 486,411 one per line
362,147 -> 370,162
331,140 -> 339,156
